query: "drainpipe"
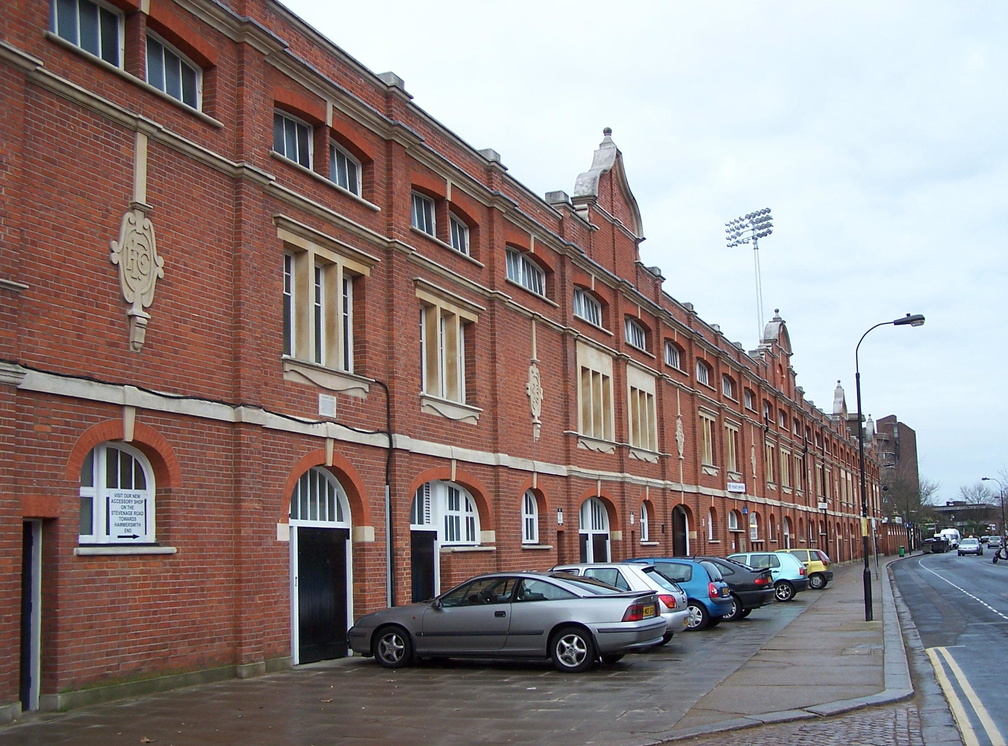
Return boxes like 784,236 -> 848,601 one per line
373,380 -> 395,607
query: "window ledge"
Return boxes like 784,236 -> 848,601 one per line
75,545 -> 177,556
573,433 -> 617,454
270,152 -> 381,211
45,32 -> 224,129
640,541 -> 660,547
707,540 -> 721,544
629,447 -> 660,463
441,545 -> 494,553
408,226 -> 484,266
283,357 -> 371,398
702,464 -> 720,476
504,278 -> 559,308
521,544 -> 554,550
420,393 -> 482,424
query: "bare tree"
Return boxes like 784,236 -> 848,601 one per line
955,482 -> 999,536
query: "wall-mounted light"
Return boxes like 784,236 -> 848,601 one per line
629,511 -> 635,526
557,507 -> 564,526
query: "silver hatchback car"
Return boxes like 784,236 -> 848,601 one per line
551,562 -> 690,643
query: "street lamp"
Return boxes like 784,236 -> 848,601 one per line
981,476 -> 1006,538
725,208 -> 773,336
856,313 -> 925,622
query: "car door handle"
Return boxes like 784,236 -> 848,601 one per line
494,610 -> 506,617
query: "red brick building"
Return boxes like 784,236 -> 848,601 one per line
0,0 -> 883,717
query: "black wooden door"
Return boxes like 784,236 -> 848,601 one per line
672,507 -> 688,556
411,530 -> 437,602
20,522 -> 34,708
297,527 -> 348,664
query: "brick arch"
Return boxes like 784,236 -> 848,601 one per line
574,487 -> 618,531
516,477 -> 551,522
407,466 -> 492,532
278,449 -> 371,528
65,420 -> 182,488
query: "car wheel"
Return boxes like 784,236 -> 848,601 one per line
600,652 -> 625,664
373,625 -> 414,669
809,573 -> 827,590
739,608 -> 753,618
774,581 -> 795,602
686,601 -> 711,630
708,617 -> 722,627
549,626 -> 595,673
725,594 -> 746,621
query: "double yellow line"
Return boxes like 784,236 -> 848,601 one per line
927,646 -> 1004,746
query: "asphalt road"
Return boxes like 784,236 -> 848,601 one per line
892,549 -> 1008,746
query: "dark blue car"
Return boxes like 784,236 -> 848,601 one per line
628,557 -> 732,630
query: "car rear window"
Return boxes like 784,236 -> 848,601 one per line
698,560 -> 724,581
653,562 -> 691,583
641,566 -> 681,592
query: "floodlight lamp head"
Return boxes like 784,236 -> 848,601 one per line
893,313 -> 925,327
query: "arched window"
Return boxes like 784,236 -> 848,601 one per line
411,481 -> 479,546
728,510 -> 741,532
708,507 -> 719,541
79,442 -> 155,544
289,467 -> 351,526
521,490 -> 539,545
749,511 -> 761,541
696,359 -> 712,386
639,501 -> 651,543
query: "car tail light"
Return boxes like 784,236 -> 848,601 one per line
799,566 -> 807,576
754,575 -> 770,586
708,582 -> 720,599
657,594 -> 675,610
622,599 -> 657,621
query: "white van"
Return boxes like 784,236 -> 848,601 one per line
938,528 -> 961,549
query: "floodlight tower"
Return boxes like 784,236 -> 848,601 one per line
725,208 -> 774,338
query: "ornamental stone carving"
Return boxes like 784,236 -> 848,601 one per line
675,413 -> 685,459
526,360 -> 544,441
110,205 -> 164,351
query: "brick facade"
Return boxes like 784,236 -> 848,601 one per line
0,0 -> 883,717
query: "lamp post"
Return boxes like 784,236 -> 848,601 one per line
856,313 -> 925,622
725,208 -> 773,336
981,476 -> 1006,538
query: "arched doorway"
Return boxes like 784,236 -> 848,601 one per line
672,505 -> 690,556
289,467 -> 352,665
579,497 -> 611,562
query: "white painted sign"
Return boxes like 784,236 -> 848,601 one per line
818,502 -> 829,510
727,482 -> 746,493
108,490 -> 147,541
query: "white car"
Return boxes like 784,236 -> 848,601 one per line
957,537 -> 983,556
551,562 -> 690,643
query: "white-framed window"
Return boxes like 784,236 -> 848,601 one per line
52,0 -> 123,66
573,288 -> 602,326
749,511 -> 760,542
744,388 -> 755,410
780,448 -> 792,488
521,490 -> 539,545
421,304 -> 469,403
708,507 -> 718,541
505,247 -> 545,296
146,33 -> 200,109
449,213 -> 470,254
627,365 -> 657,452
625,318 -> 647,351
577,343 -> 614,443
765,441 -> 776,484
725,422 -> 740,473
700,411 -> 716,466
329,143 -> 361,195
664,340 -> 682,370
579,497 -> 611,562
639,502 -> 651,542
722,374 -> 736,400
411,192 -> 435,236
289,467 -> 350,526
728,510 -> 740,532
79,442 -> 155,544
778,409 -> 787,428
696,359 -> 711,386
283,249 -> 361,372
411,482 -> 479,546
273,111 -> 312,168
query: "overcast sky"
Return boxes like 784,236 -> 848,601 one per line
280,0 -> 1008,504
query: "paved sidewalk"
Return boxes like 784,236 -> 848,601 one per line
0,556 -> 954,745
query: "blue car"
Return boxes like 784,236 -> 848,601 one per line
629,557 -> 732,630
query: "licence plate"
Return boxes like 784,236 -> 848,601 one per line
643,603 -> 656,617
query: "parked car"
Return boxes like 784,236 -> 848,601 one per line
923,537 -> 949,553
551,562 -> 689,643
727,551 -> 809,601
347,571 -> 666,673
693,556 -> 775,621
957,537 -> 983,556
781,548 -> 834,590
628,557 -> 732,630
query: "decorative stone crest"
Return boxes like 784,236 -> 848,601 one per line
526,360 -> 544,441
110,205 -> 164,351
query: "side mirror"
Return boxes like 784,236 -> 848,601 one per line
431,598 -> 442,610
